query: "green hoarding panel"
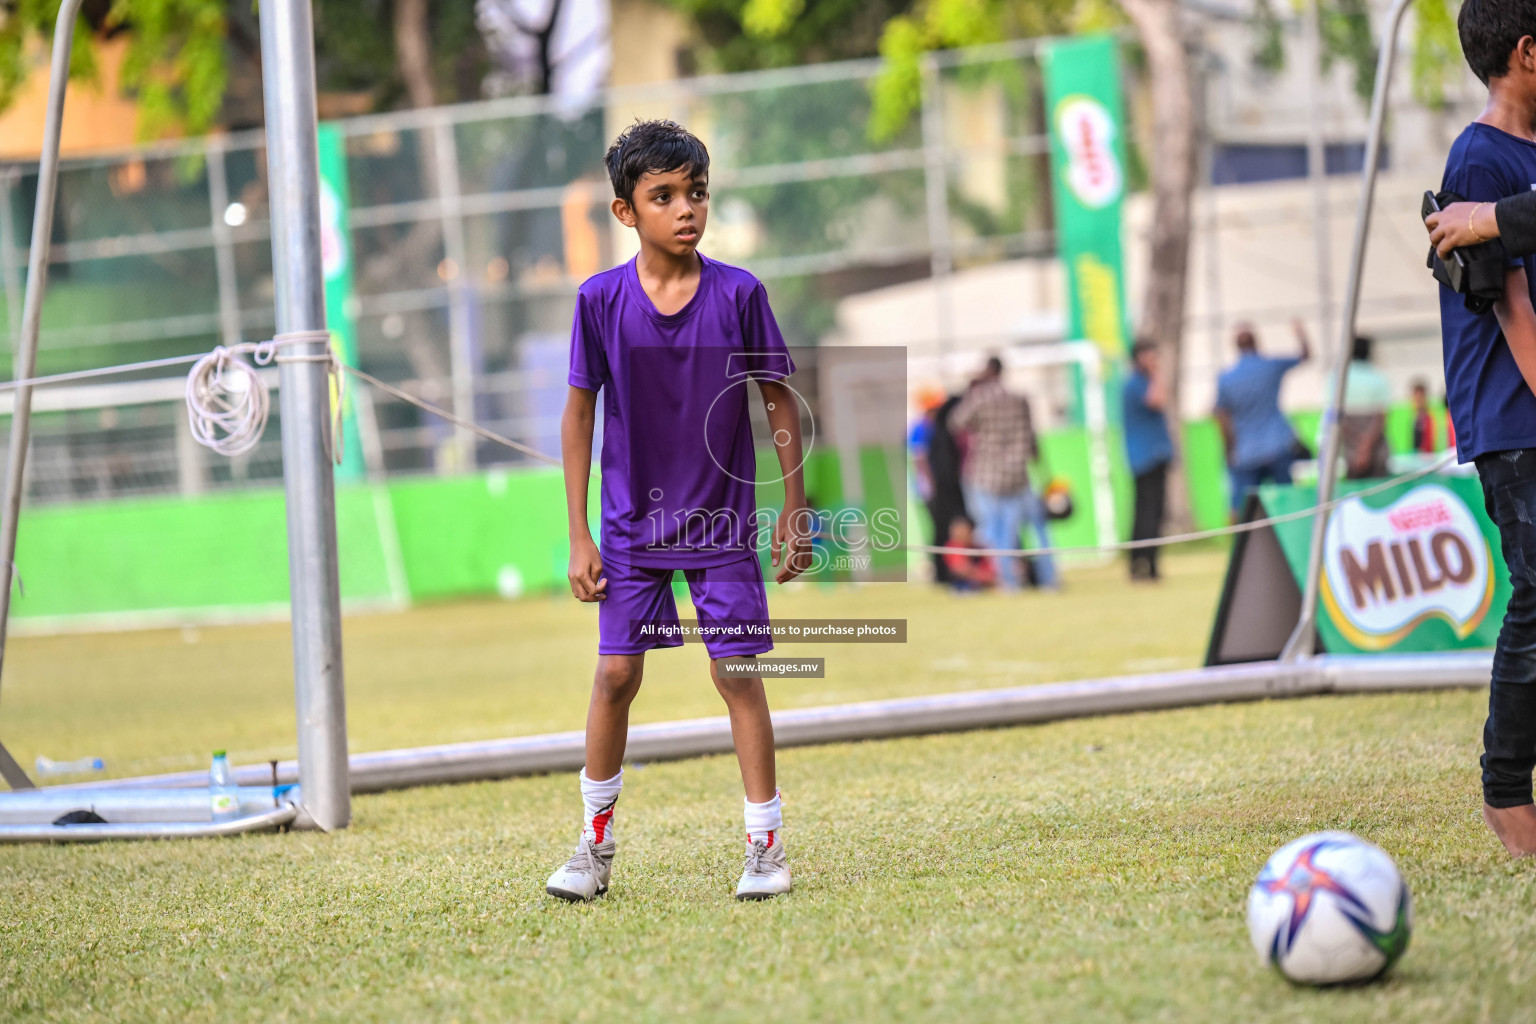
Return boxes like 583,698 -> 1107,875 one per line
1261,474 -> 1504,653
11,485 -> 399,621
384,467 -> 574,601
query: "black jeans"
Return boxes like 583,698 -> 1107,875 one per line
1130,461 -> 1169,580
1476,449 -> 1536,806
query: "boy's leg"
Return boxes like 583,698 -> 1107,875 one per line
1477,451 -> 1536,856
549,560 -> 679,901
709,656 -> 776,802
585,654 -> 646,780
691,555 -> 792,898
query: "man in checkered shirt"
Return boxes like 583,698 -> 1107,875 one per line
951,356 -> 1058,590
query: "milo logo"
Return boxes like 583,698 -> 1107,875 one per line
1055,95 -> 1123,210
1320,484 -> 1495,649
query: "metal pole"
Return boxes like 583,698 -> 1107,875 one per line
260,0 -> 351,829
920,54 -> 956,355
0,0 -> 90,790
1280,0 -> 1414,662
0,170 -> 21,342
1303,0 -> 1335,354
432,121 -> 476,471
206,136 -> 245,350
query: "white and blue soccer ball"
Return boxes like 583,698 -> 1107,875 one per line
1246,831 -> 1412,985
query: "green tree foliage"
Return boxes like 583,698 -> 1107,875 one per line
310,0 -> 486,107
867,0 -> 1112,140
0,0 -> 227,139
682,0 -> 1120,140
1251,0 -> 1464,107
0,0 -> 487,140
662,0 -> 912,71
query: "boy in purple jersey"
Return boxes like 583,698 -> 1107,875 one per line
546,120 -> 813,901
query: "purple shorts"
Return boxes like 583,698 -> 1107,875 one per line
597,551 -> 774,660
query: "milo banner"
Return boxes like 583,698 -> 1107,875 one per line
1208,474 -> 1505,663
317,123 -> 367,481
1042,33 -> 1130,360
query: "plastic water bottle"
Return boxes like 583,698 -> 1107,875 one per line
210,750 -> 239,823
33,755 -> 105,777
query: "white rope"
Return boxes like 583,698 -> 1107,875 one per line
0,345 -> 1463,560
340,364 -> 561,466
185,346 -> 270,457
183,331 -> 341,462
914,451 -> 1459,559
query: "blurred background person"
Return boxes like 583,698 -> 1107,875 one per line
941,515 -> 996,592
1123,338 -> 1172,582
1215,320 -> 1311,519
1411,380 -> 1439,454
951,356 -> 1058,591
910,385 -> 968,585
1328,334 -> 1392,480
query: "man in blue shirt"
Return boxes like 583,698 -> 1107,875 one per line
1435,0 -> 1536,858
1123,339 -> 1173,581
1214,320 -> 1311,518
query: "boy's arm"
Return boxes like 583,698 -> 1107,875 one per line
1494,267 -> 1536,399
758,379 -> 812,584
562,385 -> 606,602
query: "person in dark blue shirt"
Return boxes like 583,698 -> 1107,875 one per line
1214,320 -> 1311,518
1437,0 -> 1536,858
1122,338 -> 1174,581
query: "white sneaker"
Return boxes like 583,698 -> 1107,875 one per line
735,835 -> 792,900
546,837 -> 615,902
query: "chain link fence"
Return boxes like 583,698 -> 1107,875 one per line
0,41 -> 1060,502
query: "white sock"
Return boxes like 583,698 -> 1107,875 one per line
744,790 -> 783,848
580,768 -> 623,845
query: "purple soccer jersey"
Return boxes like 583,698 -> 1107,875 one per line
568,254 -> 796,568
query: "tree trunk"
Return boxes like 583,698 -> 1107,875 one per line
1120,0 -> 1198,532
379,0 -> 452,390
394,0 -> 437,110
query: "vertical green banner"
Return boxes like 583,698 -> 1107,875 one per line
317,123 -> 367,481
1043,34 -> 1130,360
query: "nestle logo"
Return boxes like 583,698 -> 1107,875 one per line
1386,501 -> 1451,533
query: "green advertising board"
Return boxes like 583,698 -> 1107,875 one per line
1042,33 -> 1130,360
316,123 -> 366,481
1262,474 -> 1504,653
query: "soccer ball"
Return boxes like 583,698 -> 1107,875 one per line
1246,831 -> 1412,985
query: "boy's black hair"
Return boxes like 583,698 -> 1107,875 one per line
604,119 -> 710,206
1131,337 -> 1158,360
1351,334 -> 1374,362
1458,0 -> 1536,85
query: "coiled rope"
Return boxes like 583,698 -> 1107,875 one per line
184,331 -> 341,461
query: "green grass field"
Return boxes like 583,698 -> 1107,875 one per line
0,552 -> 1531,1023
